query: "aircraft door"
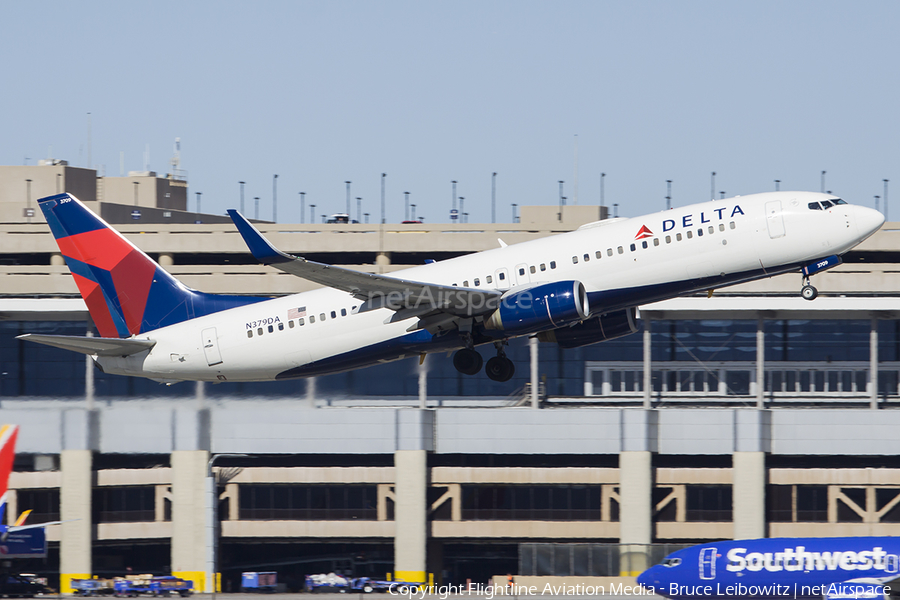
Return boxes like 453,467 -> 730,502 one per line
495,267 -> 511,291
514,263 -> 530,286
887,554 -> 899,574
699,547 -> 717,580
765,200 -> 786,239
201,327 -> 223,366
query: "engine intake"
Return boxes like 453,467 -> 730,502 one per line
483,280 -> 589,335
537,307 -> 638,348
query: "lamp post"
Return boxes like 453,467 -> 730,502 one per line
491,172 -> 497,224
364,212 -> 369,224
299,192 -> 305,224
25,179 -> 32,223
459,197 -> 465,223
206,454 -> 247,599
356,197 -> 362,223
451,180 -> 457,213
411,204 -> 417,221
254,197 -> 259,220
821,171 -> 826,194
884,179 -> 889,221
720,191 -> 726,199
613,203 -> 619,218
345,181 -> 351,217
600,172 -> 606,211
195,191 -> 201,214
775,180 -> 781,191
134,181 -> 140,206
272,174 -> 278,222
511,203 -> 518,223
666,180 -> 672,210
710,172 -> 716,201
239,181 -> 245,213
56,173 -> 62,194
875,195 -> 881,212
380,174 -> 386,224
404,192 -> 410,221
310,204 -> 316,224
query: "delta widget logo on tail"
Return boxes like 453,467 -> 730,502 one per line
635,225 -> 654,240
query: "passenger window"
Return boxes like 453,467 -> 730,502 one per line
809,202 -> 822,210
540,263 -> 546,271
595,251 -> 602,259
268,325 -> 274,333
299,318 -> 305,325
499,272 -> 506,280
309,316 -> 315,323
641,241 -> 648,249
320,313 -> 326,321
630,243 -> 636,251
687,230 -> 693,239
666,235 -> 671,243
341,308 -> 347,316
463,280 -> 469,287
709,226 -> 714,234
617,246 -> 624,254
729,221 -> 736,229
584,253 -> 590,262
289,320 -> 295,328
607,248 -> 613,256
530,266 -> 536,274
257,327 -> 263,336
474,278 -> 480,286
653,238 -> 660,247
486,275 -> 492,284
719,224 -> 725,232
247,330 -> 253,338
697,228 -> 703,237
518,268 -> 525,276
278,322 -> 284,331
676,233 -> 683,241
572,256 -> 578,264
550,261 -> 556,269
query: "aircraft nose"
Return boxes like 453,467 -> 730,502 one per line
854,205 -> 886,238
636,568 -> 655,589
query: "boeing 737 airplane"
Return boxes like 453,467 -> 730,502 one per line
638,537 -> 900,599
18,191 -> 883,384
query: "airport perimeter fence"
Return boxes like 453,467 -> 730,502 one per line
519,543 -> 692,577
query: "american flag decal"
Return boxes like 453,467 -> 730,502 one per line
288,306 -> 307,319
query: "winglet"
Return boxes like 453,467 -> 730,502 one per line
14,509 -> 32,527
227,210 -> 294,265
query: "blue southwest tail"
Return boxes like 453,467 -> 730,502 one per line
39,193 -> 263,338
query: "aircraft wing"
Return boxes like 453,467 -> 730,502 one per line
228,210 -> 501,319
16,334 -> 155,356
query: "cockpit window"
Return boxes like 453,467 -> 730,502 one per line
820,200 -> 834,209
833,198 -> 847,205
662,558 -> 682,567
808,202 -> 823,210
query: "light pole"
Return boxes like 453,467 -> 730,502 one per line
345,181 -> 351,216
134,181 -> 140,206
254,197 -> 259,220
206,453 -> 247,599
310,204 -> 316,224
380,174 -> 386,224
884,179 -> 889,221
491,172 -> 497,224
239,181 -> 245,213
404,192 -> 410,221
459,197 -> 465,223
720,191 -> 726,199
411,204 -> 417,221
195,191 -> 201,214
775,179 -> 781,191
364,212 -> 369,224
56,173 -> 62,194
875,195 -> 881,212
600,172 -> 606,211
300,192 -> 305,224
511,203 -> 518,223
272,174 -> 278,222
710,172 -> 716,201
666,180 -> 672,210
451,180 -> 457,214
25,179 -> 32,223
356,197 -> 362,223
613,203 -> 619,218
821,171 -> 826,194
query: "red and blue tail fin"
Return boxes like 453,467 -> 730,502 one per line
39,193 -> 263,338
0,425 -> 19,526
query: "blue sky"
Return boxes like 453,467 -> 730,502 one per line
2,1 -> 897,223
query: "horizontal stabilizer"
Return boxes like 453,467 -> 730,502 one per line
16,334 -> 155,357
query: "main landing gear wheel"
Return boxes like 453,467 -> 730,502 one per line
453,348 -> 483,375
801,284 -> 818,300
485,356 -> 516,382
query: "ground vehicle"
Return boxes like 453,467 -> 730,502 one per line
241,572 -> 277,593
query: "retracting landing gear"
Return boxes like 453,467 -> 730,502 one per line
801,275 -> 818,301
485,342 -> 516,382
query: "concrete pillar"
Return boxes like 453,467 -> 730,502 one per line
733,409 -> 770,540
756,318 -> 764,408
394,450 -> 427,582
642,320 -> 652,408
732,452 -> 766,539
50,253 -> 65,266
418,355 -> 428,409
60,450 -> 92,594
85,329 -> 94,409
871,318 -> 879,409
376,252 -> 392,266
619,409 -> 656,576
171,450 -> 210,592
158,252 -> 174,267
307,377 -> 317,407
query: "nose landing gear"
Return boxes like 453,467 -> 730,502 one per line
801,276 -> 818,301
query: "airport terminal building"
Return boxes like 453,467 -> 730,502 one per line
2,163 -> 900,591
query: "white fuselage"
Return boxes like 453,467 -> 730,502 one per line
97,192 -> 883,382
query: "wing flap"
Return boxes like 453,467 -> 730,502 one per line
16,334 -> 155,357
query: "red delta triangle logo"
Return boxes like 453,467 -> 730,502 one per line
635,225 -> 654,240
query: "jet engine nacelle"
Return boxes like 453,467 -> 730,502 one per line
537,307 -> 638,348
483,280 -> 589,335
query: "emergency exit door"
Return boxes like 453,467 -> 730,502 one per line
765,200 -> 786,239
699,547 -> 717,580
201,327 -> 223,366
